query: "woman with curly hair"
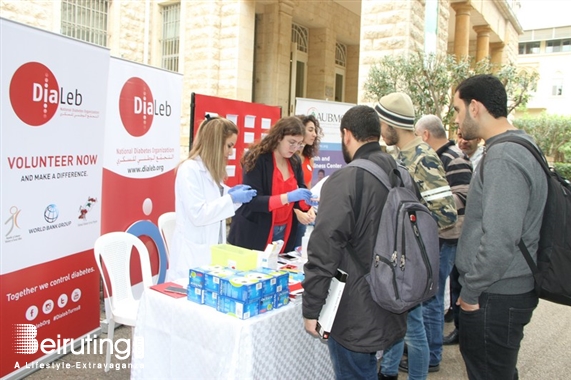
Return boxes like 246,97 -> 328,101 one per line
228,116 -> 316,253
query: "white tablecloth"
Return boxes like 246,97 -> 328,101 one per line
130,285 -> 334,379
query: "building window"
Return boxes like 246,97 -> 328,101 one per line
335,43 -> 347,67
546,39 -> 571,53
552,73 -> 564,96
518,41 -> 540,55
161,3 -> 180,72
291,24 -> 308,53
61,0 -> 108,47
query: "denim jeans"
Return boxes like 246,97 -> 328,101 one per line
327,336 -> 378,380
272,224 -> 286,242
459,291 -> 538,380
422,241 -> 457,366
449,265 -> 461,329
380,304 -> 429,380
294,222 -> 307,248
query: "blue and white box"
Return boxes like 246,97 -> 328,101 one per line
219,276 -> 263,301
256,268 -> 289,293
187,285 -> 204,304
204,289 -> 218,308
259,294 -> 275,313
274,289 -> 290,309
189,265 -> 225,288
218,295 -> 259,320
244,271 -> 276,296
205,268 -> 239,293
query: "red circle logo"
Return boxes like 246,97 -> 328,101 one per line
119,77 -> 154,137
9,62 -> 59,127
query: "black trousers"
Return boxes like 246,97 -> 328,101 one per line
459,291 -> 538,380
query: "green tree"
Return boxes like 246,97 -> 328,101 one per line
512,113 -> 571,163
364,52 -> 539,131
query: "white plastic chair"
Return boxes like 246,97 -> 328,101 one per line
158,211 -> 176,262
93,232 -> 153,371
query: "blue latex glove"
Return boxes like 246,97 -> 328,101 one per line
307,194 -> 319,207
228,184 -> 250,195
287,188 -> 313,203
230,186 -> 257,203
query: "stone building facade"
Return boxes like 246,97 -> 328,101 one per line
1,0 -> 522,156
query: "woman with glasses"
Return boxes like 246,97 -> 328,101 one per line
228,116 -> 317,253
166,116 -> 257,281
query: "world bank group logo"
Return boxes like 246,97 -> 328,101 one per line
43,204 -> 59,224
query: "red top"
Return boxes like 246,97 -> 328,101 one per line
301,155 -> 313,188
267,156 -> 298,248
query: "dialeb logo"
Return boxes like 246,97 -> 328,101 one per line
9,62 -> 59,126
119,77 -> 172,137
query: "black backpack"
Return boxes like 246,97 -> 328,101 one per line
481,135 -> 571,306
347,159 -> 440,314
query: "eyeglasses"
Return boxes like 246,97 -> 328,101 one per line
288,140 -> 304,149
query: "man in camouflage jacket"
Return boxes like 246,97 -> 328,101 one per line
376,92 -> 457,379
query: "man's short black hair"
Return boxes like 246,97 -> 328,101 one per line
456,74 -> 508,119
340,105 -> 381,142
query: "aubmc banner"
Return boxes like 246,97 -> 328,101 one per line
101,57 -> 182,288
0,19 -> 109,378
295,98 -> 355,186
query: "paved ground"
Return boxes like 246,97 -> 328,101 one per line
23,298 -> 570,379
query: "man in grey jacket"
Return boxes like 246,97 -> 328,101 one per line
453,74 -> 548,380
302,105 -> 407,380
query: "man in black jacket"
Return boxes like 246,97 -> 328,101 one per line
302,105 -> 407,380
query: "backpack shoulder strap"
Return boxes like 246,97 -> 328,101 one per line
479,135 -> 550,183
348,158 -> 393,190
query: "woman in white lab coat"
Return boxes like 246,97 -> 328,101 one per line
166,117 -> 256,281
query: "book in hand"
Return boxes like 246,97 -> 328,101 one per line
316,269 -> 348,339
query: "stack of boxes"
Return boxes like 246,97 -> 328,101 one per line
186,244 -> 291,319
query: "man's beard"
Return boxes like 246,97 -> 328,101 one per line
382,125 -> 398,146
460,112 -> 479,140
342,140 -> 352,164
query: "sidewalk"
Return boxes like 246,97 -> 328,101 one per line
25,298 -> 569,379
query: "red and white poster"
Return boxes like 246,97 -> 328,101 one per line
101,58 -> 182,289
0,19 -> 109,378
192,94 -> 282,187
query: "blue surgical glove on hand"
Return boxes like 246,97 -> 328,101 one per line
228,184 -> 250,195
306,194 -> 319,207
287,188 -> 313,204
229,186 -> 257,204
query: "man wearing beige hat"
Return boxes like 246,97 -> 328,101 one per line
376,92 -> 457,380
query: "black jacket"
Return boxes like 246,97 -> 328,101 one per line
302,142 -> 407,352
228,152 -> 306,252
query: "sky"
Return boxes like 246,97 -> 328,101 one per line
516,0 -> 571,30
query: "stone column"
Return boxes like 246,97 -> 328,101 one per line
490,42 -> 505,67
451,3 -> 472,60
307,27 -> 336,101
253,0 -> 293,111
474,25 -> 491,62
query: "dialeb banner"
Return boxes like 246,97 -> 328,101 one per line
101,57 -> 182,292
295,98 -> 355,186
0,19 -> 109,378
192,94 -> 282,187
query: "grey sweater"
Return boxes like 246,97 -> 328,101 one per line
456,130 -> 548,304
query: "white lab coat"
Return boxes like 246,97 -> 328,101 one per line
166,157 -> 240,281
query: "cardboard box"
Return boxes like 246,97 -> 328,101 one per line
211,244 -> 258,271
204,289 -> 218,308
243,271 -> 276,296
255,268 -> 289,293
259,294 -> 275,313
204,269 -> 239,293
274,290 -> 290,308
187,285 -> 204,304
218,295 -> 259,320
189,265 -> 225,288
219,276 -> 263,301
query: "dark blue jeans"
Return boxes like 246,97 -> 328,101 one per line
459,291 -> 538,380
327,336 -> 378,380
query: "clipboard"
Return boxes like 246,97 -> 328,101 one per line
316,269 -> 348,339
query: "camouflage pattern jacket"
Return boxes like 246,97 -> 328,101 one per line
398,137 -> 457,230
